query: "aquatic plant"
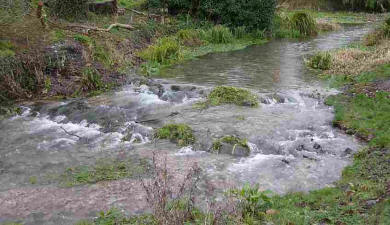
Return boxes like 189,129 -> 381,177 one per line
207,86 -> 259,107
176,29 -> 203,46
308,51 -> 332,70
155,124 -> 195,146
290,11 -> 318,36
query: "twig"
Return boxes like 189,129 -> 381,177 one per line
126,8 -> 160,18
60,127 -> 81,139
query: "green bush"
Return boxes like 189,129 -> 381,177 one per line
139,37 -> 181,64
155,124 -> 195,146
290,11 -> 318,37
207,86 -> 259,107
48,0 -> 89,19
336,0 -> 390,12
148,0 -> 277,31
308,52 -> 332,70
208,25 -> 233,44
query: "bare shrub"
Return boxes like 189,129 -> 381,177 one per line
141,152 -> 202,225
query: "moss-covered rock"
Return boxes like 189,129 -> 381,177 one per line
207,86 -> 259,107
156,124 -> 195,146
213,136 -> 250,157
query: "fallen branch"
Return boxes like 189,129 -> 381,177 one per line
60,127 -> 81,139
67,23 -> 135,32
126,8 -> 160,18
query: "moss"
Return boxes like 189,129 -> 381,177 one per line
206,86 -> 259,107
155,124 -> 195,146
57,158 -> 149,187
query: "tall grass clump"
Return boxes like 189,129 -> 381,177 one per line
308,52 -> 332,70
290,11 -> 318,37
208,25 -> 234,44
81,67 -> 103,91
48,0 -> 89,20
139,37 -> 181,64
176,29 -> 203,46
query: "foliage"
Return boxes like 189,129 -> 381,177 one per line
308,52 -> 333,70
48,0 -> 89,20
207,25 -> 233,44
139,37 -> 181,64
0,0 -> 31,25
338,0 -> 390,12
206,86 -> 259,107
0,40 -> 15,57
155,124 -> 195,146
290,11 -> 318,36
58,158 -> 149,187
74,34 -> 93,46
230,184 -> 273,219
82,67 -> 103,91
148,0 -> 277,31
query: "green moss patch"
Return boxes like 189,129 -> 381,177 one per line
58,158 -> 149,187
206,86 -> 259,107
155,124 -> 195,146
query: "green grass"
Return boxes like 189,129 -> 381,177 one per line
204,86 -> 259,108
155,124 -> 195,146
213,136 -> 249,152
139,26 -> 267,76
58,158 -> 149,187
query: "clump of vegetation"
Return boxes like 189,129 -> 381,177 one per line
206,86 -> 259,107
176,29 -> 203,46
155,124 -> 195,146
290,11 -> 318,36
81,67 -> 103,91
139,37 -> 182,64
213,135 -> 250,154
0,40 -> 15,57
58,158 -> 149,187
48,0 -> 89,20
308,51 -> 332,70
148,0 -> 276,31
208,25 -> 234,44
74,34 -> 93,46
230,184 -> 273,221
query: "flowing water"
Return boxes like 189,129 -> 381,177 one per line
0,24 -> 373,224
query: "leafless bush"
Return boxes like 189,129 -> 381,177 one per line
140,152 -> 245,225
141,152 -> 202,225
